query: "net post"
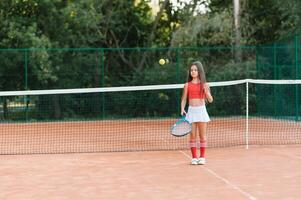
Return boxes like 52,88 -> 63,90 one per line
245,80 -> 249,149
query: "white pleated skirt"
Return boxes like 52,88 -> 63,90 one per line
185,105 -> 210,123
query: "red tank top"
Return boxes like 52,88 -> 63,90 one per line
188,82 -> 205,99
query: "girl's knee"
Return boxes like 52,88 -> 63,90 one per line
199,135 -> 206,141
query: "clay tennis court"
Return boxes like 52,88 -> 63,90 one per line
0,145 -> 300,199
0,117 -> 300,199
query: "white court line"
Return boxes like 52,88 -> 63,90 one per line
179,150 -> 257,200
143,122 -> 257,200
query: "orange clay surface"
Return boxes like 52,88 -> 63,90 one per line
1,145 -> 301,200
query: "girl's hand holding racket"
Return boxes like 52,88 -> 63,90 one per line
181,109 -> 187,116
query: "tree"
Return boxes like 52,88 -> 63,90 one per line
171,10 -> 233,47
233,0 -> 242,62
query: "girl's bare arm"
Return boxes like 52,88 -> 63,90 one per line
181,83 -> 188,115
204,83 -> 213,103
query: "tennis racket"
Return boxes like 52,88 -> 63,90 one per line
170,117 -> 192,137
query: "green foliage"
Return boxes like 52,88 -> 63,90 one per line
98,0 -> 153,47
209,60 -> 257,81
272,0 -> 301,38
171,10 -> 233,47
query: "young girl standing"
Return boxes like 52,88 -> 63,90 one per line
181,61 -> 213,165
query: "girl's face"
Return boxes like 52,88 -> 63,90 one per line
190,65 -> 199,78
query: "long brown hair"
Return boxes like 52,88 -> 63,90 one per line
187,61 -> 206,83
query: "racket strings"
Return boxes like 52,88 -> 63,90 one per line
172,122 -> 191,136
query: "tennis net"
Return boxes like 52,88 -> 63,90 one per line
0,79 -> 300,154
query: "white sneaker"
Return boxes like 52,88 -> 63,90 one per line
191,158 -> 198,165
198,157 -> 206,165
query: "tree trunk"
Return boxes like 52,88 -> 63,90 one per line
233,0 -> 242,62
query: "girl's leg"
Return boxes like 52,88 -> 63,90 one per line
189,123 -> 197,159
197,122 -> 207,158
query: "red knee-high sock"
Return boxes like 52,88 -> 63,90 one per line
189,140 -> 197,158
200,140 -> 207,158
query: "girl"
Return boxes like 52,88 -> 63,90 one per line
181,61 -> 213,165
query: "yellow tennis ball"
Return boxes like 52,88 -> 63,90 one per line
159,58 -> 165,65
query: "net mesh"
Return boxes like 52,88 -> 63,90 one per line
0,79 -> 300,154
